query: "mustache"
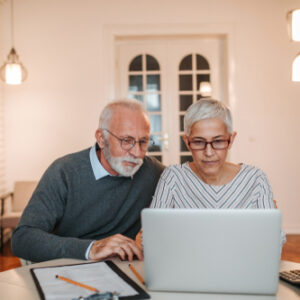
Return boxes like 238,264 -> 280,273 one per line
122,156 -> 143,165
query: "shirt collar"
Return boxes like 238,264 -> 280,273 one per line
89,144 -> 111,180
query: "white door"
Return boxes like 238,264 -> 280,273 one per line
116,37 -> 226,165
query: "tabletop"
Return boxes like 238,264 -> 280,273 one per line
0,259 -> 299,300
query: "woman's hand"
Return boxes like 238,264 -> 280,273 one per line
135,230 -> 143,250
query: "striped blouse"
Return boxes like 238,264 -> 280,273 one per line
150,162 -> 286,246
150,163 -> 275,209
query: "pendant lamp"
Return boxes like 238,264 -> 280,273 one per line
199,81 -> 212,97
0,0 -> 27,85
287,9 -> 300,42
292,54 -> 300,82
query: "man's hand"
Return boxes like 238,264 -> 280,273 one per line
88,234 -> 143,261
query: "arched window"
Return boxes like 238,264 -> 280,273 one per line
128,54 -> 162,161
178,53 -> 211,164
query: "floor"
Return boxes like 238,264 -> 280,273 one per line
0,235 -> 299,272
0,241 -> 21,272
281,234 -> 300,263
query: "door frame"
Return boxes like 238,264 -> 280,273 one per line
102,23 -> 237,161
103,22 -> 236,106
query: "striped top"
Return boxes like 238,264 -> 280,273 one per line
150,163 -> 275,209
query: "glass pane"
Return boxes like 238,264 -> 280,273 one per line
147,75 -> 160,91
150,155 -> 162,162
179,74 -> 193,91
146,94 -> 161,111
180,155 -> 193,164
179,115 -> 184,132
196,74 -> 210,91
150,115 -> 162,132
149,135 -> 162,152
180,135 -> 189,151
128,94 -> 143,102
196,54 -> 209,70
129,55 -> 142,71
129,75 -> 143,92
180,95 -> 193,111
146,55 -> 160,71
179,55 -> 192,70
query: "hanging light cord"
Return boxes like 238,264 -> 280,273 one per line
10,0 -> 14,47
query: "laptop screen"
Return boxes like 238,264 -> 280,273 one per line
142,209 -> 281,295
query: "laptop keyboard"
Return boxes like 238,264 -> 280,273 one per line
279,270 -> 300,286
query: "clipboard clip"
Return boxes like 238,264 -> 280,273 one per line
72,292 -> 120,300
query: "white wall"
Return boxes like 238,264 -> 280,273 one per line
0,0 -> 299,232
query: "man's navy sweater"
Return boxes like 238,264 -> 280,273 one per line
12,147 -> 164,262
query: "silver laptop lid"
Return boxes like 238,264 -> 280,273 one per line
142,209 -> 281,295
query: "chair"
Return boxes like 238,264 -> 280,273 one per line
0,181 -> 38,253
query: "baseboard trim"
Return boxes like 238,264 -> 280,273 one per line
284,227 -> 300,234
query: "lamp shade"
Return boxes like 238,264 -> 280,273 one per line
287,9 -> 300,41
0,48 -> 27,85
292,54 -> 300,82
199,81 -> 212,97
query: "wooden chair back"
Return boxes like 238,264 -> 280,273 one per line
12,181 -> 38,212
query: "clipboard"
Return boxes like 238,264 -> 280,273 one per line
30,260 -> 150,300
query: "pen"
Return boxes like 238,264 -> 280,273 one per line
55,275 -> 99,292
128,264 -> 145,285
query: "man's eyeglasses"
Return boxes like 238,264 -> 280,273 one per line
102,129 -> 154,152
188,138 -> 231,150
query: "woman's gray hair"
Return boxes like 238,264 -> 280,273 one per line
184,99 -> 233,135
99,99 -> 147,136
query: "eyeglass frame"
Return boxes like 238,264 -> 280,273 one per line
187,137 -> 232,151
102,128 -> 154,152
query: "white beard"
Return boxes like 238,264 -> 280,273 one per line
103,142 -> 143,177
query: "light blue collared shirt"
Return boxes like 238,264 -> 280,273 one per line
89,144 -> 111,180
85,144 -> 112,259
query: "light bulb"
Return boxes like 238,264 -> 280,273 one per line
5,63 -> 22,84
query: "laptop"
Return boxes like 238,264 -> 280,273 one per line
141,209 -> 282,295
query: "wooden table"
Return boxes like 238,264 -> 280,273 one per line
0,259 -> 299,299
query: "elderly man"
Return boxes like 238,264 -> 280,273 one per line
12,99 -> 164,262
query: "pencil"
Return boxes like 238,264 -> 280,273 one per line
128,264 -> 145,285
55,275 -> 99,292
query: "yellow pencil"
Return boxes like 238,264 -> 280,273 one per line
128,264 -> 145,285
56,275 -> 99,292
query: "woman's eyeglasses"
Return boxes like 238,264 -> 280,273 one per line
188,139 -> 230,150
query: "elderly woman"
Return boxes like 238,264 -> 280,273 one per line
134,99 -> 285,249
150,99 -> 275,210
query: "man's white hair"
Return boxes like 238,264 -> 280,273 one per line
184,99 -> 233,136
99,99 -> 147,137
